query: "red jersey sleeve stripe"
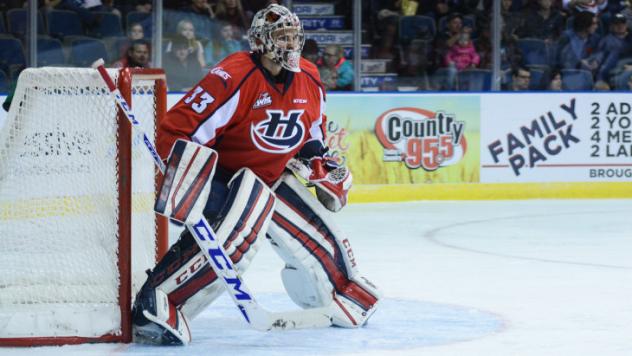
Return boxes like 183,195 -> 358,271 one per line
191,90 -> 241,146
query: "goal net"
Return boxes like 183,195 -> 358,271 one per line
0,67 -> 168,345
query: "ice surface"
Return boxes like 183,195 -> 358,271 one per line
2,199 -> 631,356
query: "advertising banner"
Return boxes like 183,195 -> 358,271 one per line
326,94 -> 480,184
481,93 -> 632,182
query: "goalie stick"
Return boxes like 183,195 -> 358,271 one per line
92,59 -> 332,331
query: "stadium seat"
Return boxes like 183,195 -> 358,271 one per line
89,12 -> 123,38
0,36 -> 25,73
528,68 -> 549,90
561,69 -> 593,90
37,36 -> 66,66
457,69 -> 492,91
69,37 -> 108,67
47,10 -> 83,39
399,15 -> 436,44
431,67 -> 456,90
0,68 -> 8,93
6,8 -> 45,38
613,71 -> 632,90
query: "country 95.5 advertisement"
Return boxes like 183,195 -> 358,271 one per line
325,94 -> 481,185
480,93 -> 632,182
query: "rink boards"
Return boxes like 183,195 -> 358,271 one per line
2,92 -> 630,201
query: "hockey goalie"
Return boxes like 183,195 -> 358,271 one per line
131,4 -> 381,345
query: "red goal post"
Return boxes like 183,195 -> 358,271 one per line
0,67 -> 169,346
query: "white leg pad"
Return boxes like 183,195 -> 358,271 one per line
148,168 -> 275,320
268,173 -> 381,328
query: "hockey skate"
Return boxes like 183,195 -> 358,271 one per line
132,281 -> 191,346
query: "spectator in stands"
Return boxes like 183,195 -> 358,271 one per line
132,0 -> 152,13
434,13 -> 470,69
504,65 -> 531,90
444,30 -> 480,70
319,66 -> 338,91
557,11 -> 600,69
167,19 -> 206,69
183,0 -> 215,18
372,4 -> 401,68
44,0 -> 107,31
128,22 -> 145,41
563,0 -> 608,15
215,0 -> 249,33
302,39 -> 320,65
204,23 -> 244,67
515,0 -> 564,41
627,72 -> 632,89
163,34 -> 204,91
101,0 -> 121,17
502,0 -> 524,42
115,22 -> 145,62
113,39 -> 151,68
548,70 -> 563,90
621,0 -> 632,29
590,13 -> 632,81
429,0 -> 480,21
243,0 -> 278,19
320,44 -> 353,91
401,39 -> 430,76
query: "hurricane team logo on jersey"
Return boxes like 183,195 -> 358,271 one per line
251,110 -> 305,153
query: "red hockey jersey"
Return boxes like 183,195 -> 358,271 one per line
157,52 -> 327,185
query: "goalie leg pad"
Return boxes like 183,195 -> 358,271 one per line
136,168 -> 276,322
268,173 -> 381,328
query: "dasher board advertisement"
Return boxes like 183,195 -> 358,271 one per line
481,93 -> 632,182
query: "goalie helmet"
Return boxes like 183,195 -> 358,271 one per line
248,4 -> 305,72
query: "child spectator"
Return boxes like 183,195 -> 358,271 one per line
319,66 -> 339,91
167,19 -> 206,69
320,44 -> 353,91
434,13 -> 468,69
444,31 -> 480,70
128,22 -> 145,41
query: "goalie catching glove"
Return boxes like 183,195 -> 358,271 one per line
286,140 -> 352,212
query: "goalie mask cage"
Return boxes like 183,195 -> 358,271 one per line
0,67 -> 169,346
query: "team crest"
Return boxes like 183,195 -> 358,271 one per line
250,110 -> 305,154
253,92 -> 272,109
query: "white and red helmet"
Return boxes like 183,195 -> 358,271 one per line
248,4 -> 305,72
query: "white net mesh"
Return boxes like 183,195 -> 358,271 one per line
0,68 -> 161,339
